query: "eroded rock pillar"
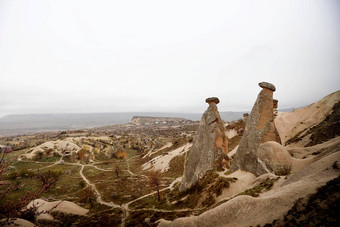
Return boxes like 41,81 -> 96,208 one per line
179,97 -> 228,192
230,82 -> 281,176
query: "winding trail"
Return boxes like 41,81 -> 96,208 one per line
79,165 -> 121,208
125,156 -> 148,179
90,164 -> 113,172
13,153 -> 198,226
120,177 -> 182,226
39,156 -> 64,170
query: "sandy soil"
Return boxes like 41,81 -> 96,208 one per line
216,170 -> 256,203
143,143 -> 192,172
143,142 -> 173,159
226,129 -> 237,139
227,145 -> 238,158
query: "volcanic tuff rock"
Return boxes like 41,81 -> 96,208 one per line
179,97 -> 228,192
259,81 -> 276,91
230,82 -> 281,176
274,90 -> 340,146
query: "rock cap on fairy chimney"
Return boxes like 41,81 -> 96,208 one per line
205,97 -> 220,104
259,82 -> 276,92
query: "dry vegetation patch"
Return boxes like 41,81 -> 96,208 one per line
127,210 -> 192,227
83,166 -> 153,204
226,119 -> 245,151
238,177 -> 279,197
168,171 -> 236,209
163,153 -> 185,178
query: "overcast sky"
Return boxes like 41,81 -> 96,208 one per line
0,0 -> 339,117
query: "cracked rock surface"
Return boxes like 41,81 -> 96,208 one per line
230,82 -> 281,176
180,98 -> 228,192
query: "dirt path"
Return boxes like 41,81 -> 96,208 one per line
125,156 -> 148,179
120,177 -> 182,226
79,165 -> 121,208
39,156 -> 64,170
15,156 -> 196,226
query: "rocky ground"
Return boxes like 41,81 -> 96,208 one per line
0,89 -> 339,226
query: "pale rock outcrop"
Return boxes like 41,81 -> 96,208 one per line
274,90 -> 340,146
0,218 -> 34,227
256,141 -> 293,174
230,82 -> 281,176
255,141 -> 313,174
179,97 -> 228,192
21,140 -> 81,160
26,199 -> 89,221
142,143 -> 192,172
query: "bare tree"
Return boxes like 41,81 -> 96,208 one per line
0,146 -> 52,225
148,170 -> 162,201
114,165 -> 120,177
38,170 -> 62,190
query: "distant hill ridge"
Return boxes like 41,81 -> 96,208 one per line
130,116 -> 192,126
0,108 -> 298,136
131,116 -> 188,121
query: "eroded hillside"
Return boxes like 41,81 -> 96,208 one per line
1,89 -> 339,226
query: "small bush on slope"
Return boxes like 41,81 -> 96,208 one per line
238,177 -> 279,197
169,171 -> 236,208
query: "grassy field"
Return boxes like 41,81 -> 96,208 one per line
0,135 -> 200,226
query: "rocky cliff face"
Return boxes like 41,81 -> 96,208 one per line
230,82 -> 281,176
180,97 -> 228,192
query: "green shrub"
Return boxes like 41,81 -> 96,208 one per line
211,177 -> 235,196
224,170 -> 233,176
239,177 -> 279,197
274,165 -> 291,176
7,171 -> 19,179
19,169 -> 35,178
79,180 -> 86,188
173,171 -> 234,208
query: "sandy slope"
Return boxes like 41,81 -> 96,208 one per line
216,170 -> 256,203
274,90 -> 340,146
158,151 -> 340,227
143,143 -> 192,172
143,142 -> 173,159
226,129 -> 237,139
227,145 -> 238,158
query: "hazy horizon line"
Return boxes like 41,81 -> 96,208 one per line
0,106 -> 300,118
